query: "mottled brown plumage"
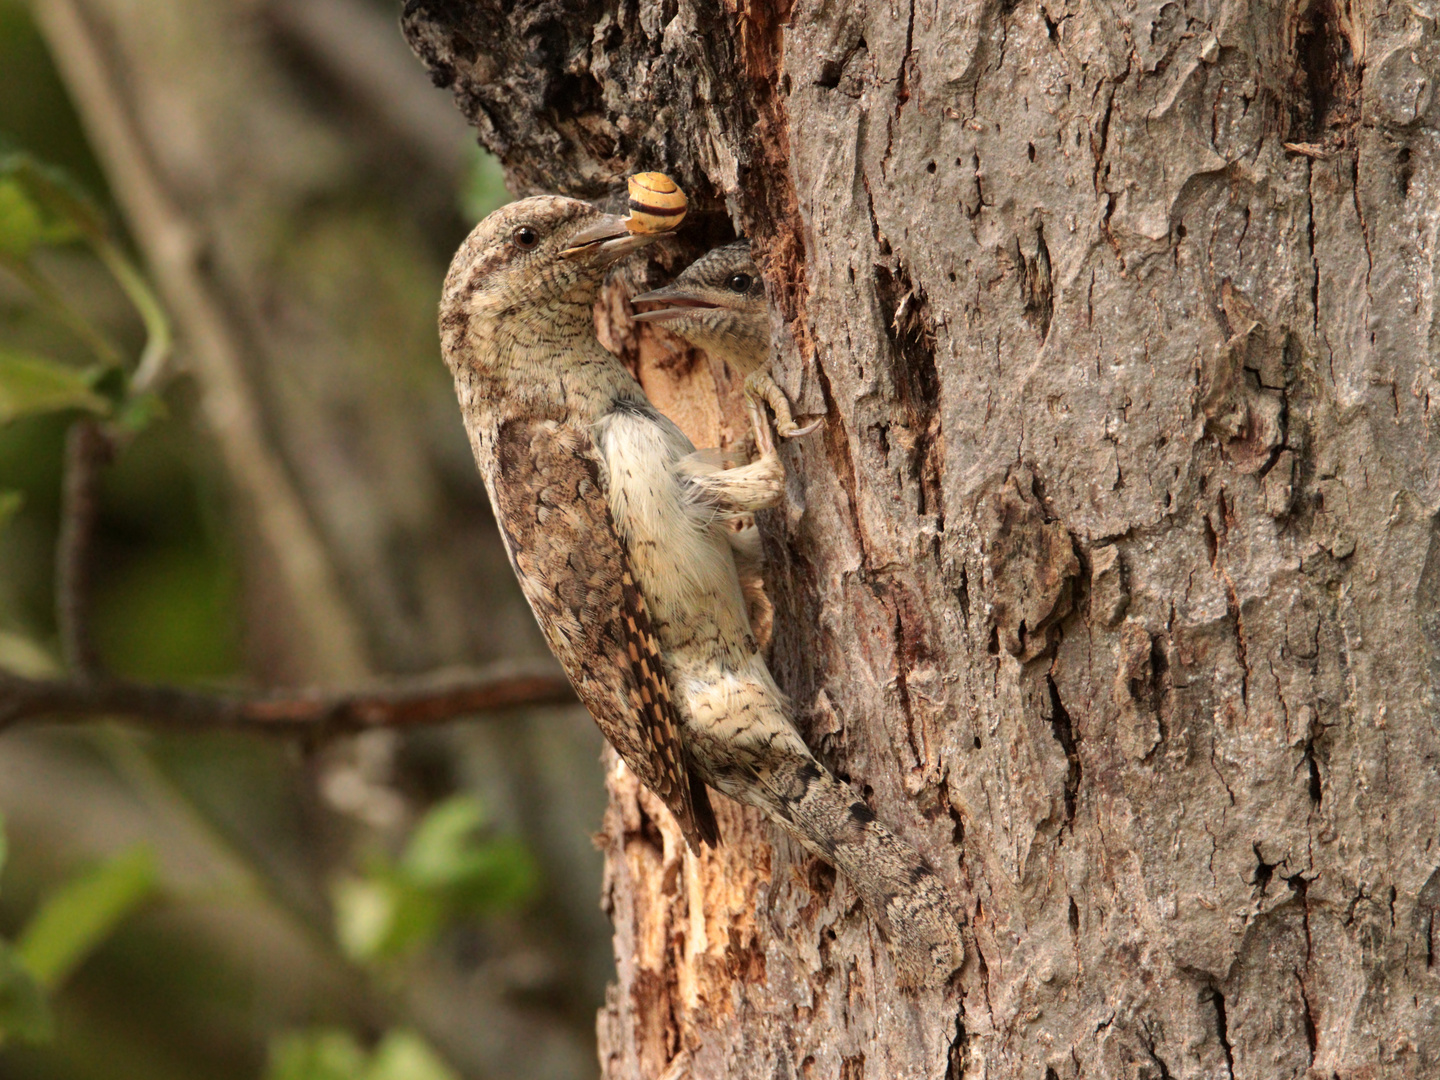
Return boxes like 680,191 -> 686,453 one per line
440,197 -> 716,849
440,196 -> 961,988
494,418 -> 717,846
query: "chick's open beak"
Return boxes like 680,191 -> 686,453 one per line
561,215 -> 671,264
630,287 -> 719,323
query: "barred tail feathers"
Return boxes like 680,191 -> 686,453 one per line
764,755 -> 964,989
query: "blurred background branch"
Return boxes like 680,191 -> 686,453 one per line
264,0 -> 473,184
0,664 -> 575,735
54,417 -> 109,677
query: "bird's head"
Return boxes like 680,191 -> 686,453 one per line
441,195 -> 669,360
631,241 -> 769,373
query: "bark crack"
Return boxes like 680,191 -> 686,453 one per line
1140,1022 -> 1175,1080
896,0 -> 916,116
1296,966 -> 1318,1065
1302,737 -> 1323,805
1205,986 -> 1236,1080
1349,153 -> 1375,317
1289,871 -> 1318,1067
1208,744 -> 1236,806
890,601 -> 926,772
1046,673 -> 1081,827
1212,499 -> 1251,713
811,351 -> 867,555
1091,82 -> 1117,196
944,1010 -> 970,1080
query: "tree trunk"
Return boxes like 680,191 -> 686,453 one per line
404,0 -> 1440,1077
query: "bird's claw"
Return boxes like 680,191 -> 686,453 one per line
743,371 -> 823,443
776,416 -> 823,439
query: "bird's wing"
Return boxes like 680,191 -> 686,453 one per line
493,417 -> 719,850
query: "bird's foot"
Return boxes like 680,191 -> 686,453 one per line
744,394 -> 778,459
743,371 -> 823,441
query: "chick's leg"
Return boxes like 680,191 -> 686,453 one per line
675,397 -> 784,515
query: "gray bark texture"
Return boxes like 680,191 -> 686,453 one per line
404,0 -> 1440,1077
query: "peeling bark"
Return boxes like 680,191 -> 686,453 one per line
406,0 -> 1440,1076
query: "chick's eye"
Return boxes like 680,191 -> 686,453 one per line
512,226 -> 540,250
725,273 -> 753,293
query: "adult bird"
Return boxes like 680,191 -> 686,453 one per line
439,197 -> 960,987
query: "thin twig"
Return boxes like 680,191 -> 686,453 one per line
0,663 -> 576,738
93,237 -> 173,392
56,418 -> 114,678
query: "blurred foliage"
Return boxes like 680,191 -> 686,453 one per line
0,138 -> 194,683
0,133 -> 533,1064
0,815 -> 159,1047
0,140 -> 171,398
267,1028 -> 459,1080
0,941 -> 47,1047
0,349 -> 107,423
334,795 -> 535,964
0,491 -> 20,527
0,4 -> 598,1079
14,845 -> 158,991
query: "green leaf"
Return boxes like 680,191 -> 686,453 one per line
0,940 -> 52,1046
0,349 -> 109,423
0,179 -> 46,256
332,872 -> 441,963
0,148 -> 106,253
368,1031 -> 460,1080
442,837 -> 536,914
400,795 -> 490,886
401,796 -> 536,913
335,798 -> 536,965
265,1028 -> 368,1080
0,176 -> 78,257
113,389 -> 167,434
16,845 -> 158,988
263,1027 -> 460,1080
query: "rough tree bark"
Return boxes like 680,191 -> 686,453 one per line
404,1 -> 1440,1077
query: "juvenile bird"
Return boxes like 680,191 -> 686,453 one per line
439,197 -> 960,988
632,241 -> 820,438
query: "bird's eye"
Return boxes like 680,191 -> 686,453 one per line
725,273 -> 753,293
511,226 -> 540,251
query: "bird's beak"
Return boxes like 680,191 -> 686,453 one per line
630,287 -> 719,323
561,215 -> 671,264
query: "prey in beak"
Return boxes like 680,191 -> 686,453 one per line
562,215 -> 673,264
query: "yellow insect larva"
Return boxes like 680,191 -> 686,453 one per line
626,172 -> 687,234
